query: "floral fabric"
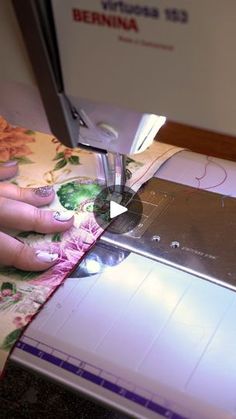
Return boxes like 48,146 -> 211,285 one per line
0,116 -> 182,376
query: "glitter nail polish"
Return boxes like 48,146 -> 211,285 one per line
34,186 -> 54,197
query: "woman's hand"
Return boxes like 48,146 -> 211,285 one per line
0,161 -> 74,271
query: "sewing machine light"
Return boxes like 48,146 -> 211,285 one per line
131,114 -> 166,154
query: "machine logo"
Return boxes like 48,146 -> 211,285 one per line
101,1 -> 159,18
72,8 -> 139,32
72,2 -> 188,33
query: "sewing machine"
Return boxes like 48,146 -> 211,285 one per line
1,1 -> 236,418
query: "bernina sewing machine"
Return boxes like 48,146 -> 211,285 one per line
2,1 -> 236,418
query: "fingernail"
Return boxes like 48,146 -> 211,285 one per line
34,186 -> 54,197
35,251 -> 58,263
53,211 -> 74,222
0,160 -> 18,167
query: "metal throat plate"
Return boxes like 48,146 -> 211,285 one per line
101,178 -> 236,290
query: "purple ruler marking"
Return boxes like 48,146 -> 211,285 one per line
17,340 -> 186,419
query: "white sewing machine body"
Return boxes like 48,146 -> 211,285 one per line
1,0 -> 236,148
1,1 -> 236,418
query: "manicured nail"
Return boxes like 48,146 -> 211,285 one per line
53,211 -> 74,222
35,251 -> 58,263
34,186 -> 54,197
0,160 -> 18,167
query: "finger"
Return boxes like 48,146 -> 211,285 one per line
0,197 -> 74,233
0,161 -> 18,180
0,232 -> 58,271
0,183 -> 55,207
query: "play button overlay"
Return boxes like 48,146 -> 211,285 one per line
110,200 -> 127,219
93,185 -> 143,234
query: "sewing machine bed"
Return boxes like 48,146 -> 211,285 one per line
103,177 -> 236,290
11,151 -> 236,419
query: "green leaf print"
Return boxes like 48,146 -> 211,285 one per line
0,266 -> 39,281
53,159 -> 67,171
24,129 -> 35,135
52,233 -> 62,242
1,328 -> 23,351
17,231 -> 45,238
68,155 -> 80,165
15,156 -> 33,164
53,152 -> 65,161
1,282 -> 16,293
57,181 -> 101,211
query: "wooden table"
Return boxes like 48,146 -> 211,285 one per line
157,121 -> 236,162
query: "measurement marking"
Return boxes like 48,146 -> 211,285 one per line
136,280 -> 193,371
17,338 -> 186,419
56,272 -> 102,334
94,262 -> 155,351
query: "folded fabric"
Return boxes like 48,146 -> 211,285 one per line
0,116 -> 183,375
